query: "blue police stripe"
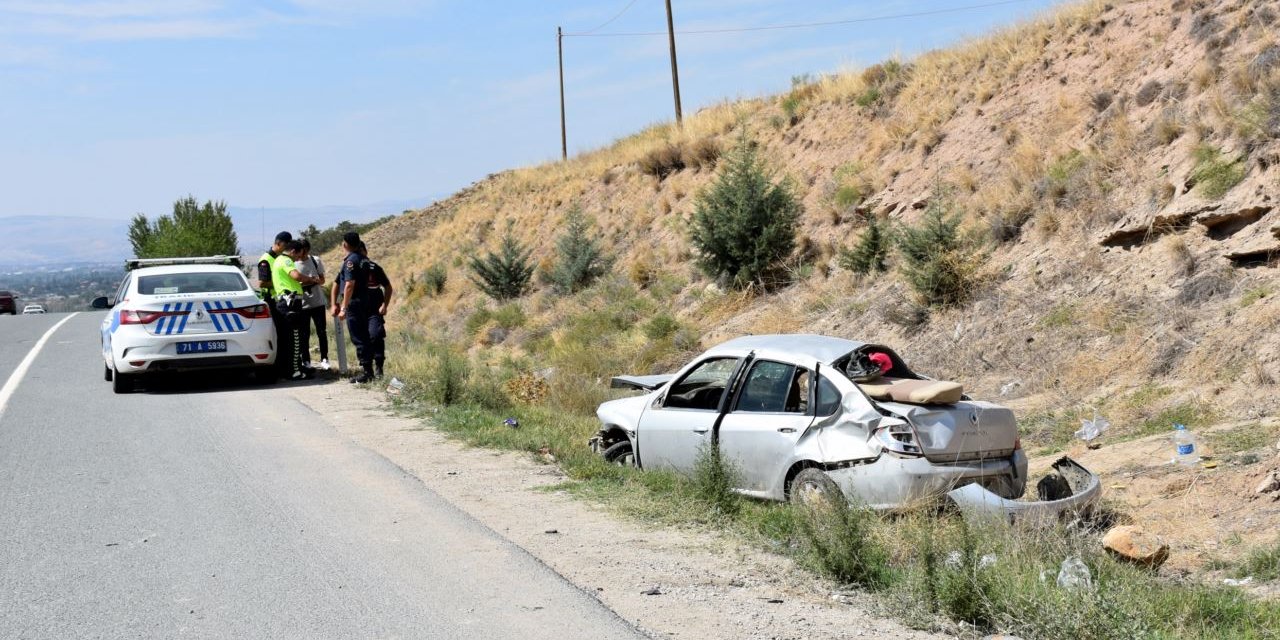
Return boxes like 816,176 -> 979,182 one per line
159,303 -> 172,335
204,302 -> 224,333
176,302 -> 192,334
227,301 -> 245,331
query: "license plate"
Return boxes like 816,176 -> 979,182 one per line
177,340 -> 227,354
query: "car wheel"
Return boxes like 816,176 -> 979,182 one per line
253,367 -> 278,385
104,364 -> 113,382
790,467 -> 843,507
602,440 -> 636,467
112,369 -> 133,394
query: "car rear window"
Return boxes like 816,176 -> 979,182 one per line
137,272 -> 248,295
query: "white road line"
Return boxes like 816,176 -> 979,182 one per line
0,313 -> 79,420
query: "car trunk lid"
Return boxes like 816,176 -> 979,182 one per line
138,296 -> 260,336
878,400 -> 1019,462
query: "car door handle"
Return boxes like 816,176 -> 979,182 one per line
777,427 -> 796,433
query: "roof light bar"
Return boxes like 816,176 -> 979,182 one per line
125,255 -> 245,271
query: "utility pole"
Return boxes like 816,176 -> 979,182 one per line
558,26 -> 568,160
664,0 -> 683,126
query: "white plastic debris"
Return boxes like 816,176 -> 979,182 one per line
1074,413 -> 1111,442
1223,576 -> 1254,587
1056,555 -> 1093,591
978,554 -> 998,570
944,551 -> 963,569
386,377 -> 405,395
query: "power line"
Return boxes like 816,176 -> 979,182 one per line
563,0 -> 1037,37
572,0 -> 641,36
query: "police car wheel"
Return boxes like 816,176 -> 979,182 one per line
111,370 -> 133,394
104,364 -> 113,382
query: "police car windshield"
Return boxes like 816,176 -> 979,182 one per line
137,272 -> 248,295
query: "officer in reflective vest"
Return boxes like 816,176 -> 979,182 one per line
257,231 -> 293,378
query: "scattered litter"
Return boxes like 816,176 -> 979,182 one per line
999,380 -> 1023,396
386,377 -> 405,395
978,554 -> 998,570
765,598 -> 784,604
1201,459 -> 1219,469
641,586 -> 662,596
944,551 -> 963,569
544,529 -> 559,534
1074,414 -> 1110,442
1224,576 -> 1254,587
504,417 -> 519,429
1056,555 -> 1093,591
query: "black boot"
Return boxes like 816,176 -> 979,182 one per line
350,362 -> 375,384
374,359 -> 384,379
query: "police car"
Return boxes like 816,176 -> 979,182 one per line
97,256 -> 277,393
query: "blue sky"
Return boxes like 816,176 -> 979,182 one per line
0,0 -> 1063,222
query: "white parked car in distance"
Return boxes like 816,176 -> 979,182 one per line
96,256 -> 277,393
592,334 -> 1101,522
21,304 -> 45,314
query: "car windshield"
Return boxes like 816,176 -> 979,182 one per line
137,272 -> 247,295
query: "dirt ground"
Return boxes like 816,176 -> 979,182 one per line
1028,418 -> 1280,588
288,381 -> 947,640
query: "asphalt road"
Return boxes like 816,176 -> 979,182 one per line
0,312 -> 645,639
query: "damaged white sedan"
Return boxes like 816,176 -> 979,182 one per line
590,334 -> 1100,520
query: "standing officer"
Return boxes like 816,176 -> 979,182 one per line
273,240 -> 323,380
335,232 -> 372,383
257,231 -> 293,377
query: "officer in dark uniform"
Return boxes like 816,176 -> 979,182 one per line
358,242 -> 393,378
257,231 -> 293,377
337,232 -> 378,383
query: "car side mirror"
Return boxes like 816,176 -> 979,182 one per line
91,296 -> 110,309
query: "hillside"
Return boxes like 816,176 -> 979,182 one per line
354,0 -> 1280,570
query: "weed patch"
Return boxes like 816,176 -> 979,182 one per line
1190,145 -> 1246,199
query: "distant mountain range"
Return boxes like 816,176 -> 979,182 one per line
0,198 -> 430,268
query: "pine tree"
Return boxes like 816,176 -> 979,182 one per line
837,216 -> 891,275
468,223 -> 535,301
544,206 -> 611,294
896,195 -> 980,307
688,130 -> 801,289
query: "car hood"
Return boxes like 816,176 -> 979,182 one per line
596,393 -> 651,431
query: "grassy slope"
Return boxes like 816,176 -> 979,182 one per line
360,0 -> 1280,448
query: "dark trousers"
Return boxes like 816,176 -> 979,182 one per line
268,297 -> 293,376
282,312 -> 304,375
299,305 -> 328,363
346,302 -> 386,371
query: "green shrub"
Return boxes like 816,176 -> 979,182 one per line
429,347 -> 470,407
896,193 -> 983,307
423,262 -> 447,296
643,313 -> 680,340
689,130 -> 802,289
543,207 -> 611,294
692,445 -> 740,517
1190,145 -> 1246,199
855,86 -> 882,107
1234,539 -> 1280,581
837,216 -> 891,275
796,498 -> 891,589
468,222 -> 535,301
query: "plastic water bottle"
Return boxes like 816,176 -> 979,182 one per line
1173,423 -> 1199,466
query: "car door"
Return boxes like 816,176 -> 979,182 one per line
718,360 -> 817,493
636,357 -> 741,473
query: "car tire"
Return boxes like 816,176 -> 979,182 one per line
111,369 -> 133,394
104,364 -> 113,382
253,367 -> 278,385
789,467 -> 843,507
602,440 -> 636,467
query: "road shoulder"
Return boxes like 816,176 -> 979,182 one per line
287,381 -> 947,640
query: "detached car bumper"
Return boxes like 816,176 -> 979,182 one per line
946,456 -> 1101,523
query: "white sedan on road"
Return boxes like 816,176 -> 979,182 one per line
21,304 -> 45,314
97,258 -> 277,393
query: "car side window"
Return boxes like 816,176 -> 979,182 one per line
815,374 -> 841,417
664,358 -> 739,410
735,360 -> 802,413
113,275 -> 132,306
